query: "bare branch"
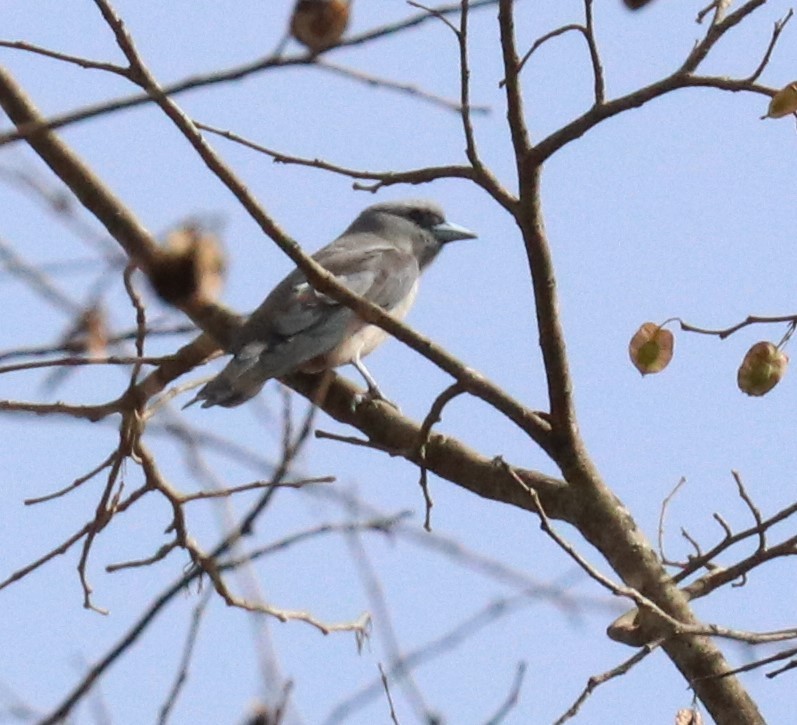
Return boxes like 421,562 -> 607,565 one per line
675,495 -> 797,586
745,9 -> 794,83
0,398 -> 119,421
194,121 -> 476,189
529,0 -> 777,167
554,647 -> 656,725
658,477 -> 688,566
378,664 -> 401,725
680,313 -> 797,339
221,513 -> 412,570
731,470 -> 765,549
0,40 -> 127,75
326,594 -> 534,723
414,382 -> 467,530
583,0 -> 605,105
682,0 -> 768,74
24,451 -> 116,505
344,528 -> 433,719
0,67 -> 241,347
515,24 -> 584,78
0,1 -> 501,148
157,591 -> 211,725
106,541 -> 180,572
683,532 -> 797,602
484,661 -> 526,725
317,57 -> 487,115
0,236 -> 81,313
0,354 -> 171,376
177,475 -> 334,503
0,523 -> 92,592
73,7 -> 550,447
504,463 -> 686,632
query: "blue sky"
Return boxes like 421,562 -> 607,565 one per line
2,1 -> 797,723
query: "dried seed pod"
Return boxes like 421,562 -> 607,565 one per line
737,341 -> 788,396
629,322 -> 675,375
150,223 -> 226,306
761,82 -> 797,119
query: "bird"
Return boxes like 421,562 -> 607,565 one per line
290,0 -> 351,55
186,199 -> 476,409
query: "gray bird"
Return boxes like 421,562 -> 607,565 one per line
187,199 -> 476,408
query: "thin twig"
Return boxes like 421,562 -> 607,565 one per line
315,428 -> 399,454
0,236 -> 81,313
157,591 -> 212,725
0,40 -> 127,75
0,524 -> 92,591
24,451 -> 116,505
0,322 -> 196,364
74,0 -> 554,450
221,513 -> 412,570
514,25 -> 585,80
414,382 -> 466,530
484,661 -> 526,724
683,532 -> 797,602
407,1 -> 459,34
679,314 -> 797,339
553,647 -> 656,725
195,121 -> 476,188
106,541 -> 180,572
766,658 -> 797,679
378,664 -> 401,725
0,1 -> 501,148
503,462 -> 685,632
731,470 -> 764,550
317,58 -> 487,115
178,476 -> 334,502
708,645 -> 797,680
344,522 -> 433,719
123,263 -> 147,381
658,476 -> 688,565
0,354 -> 171,376
745,9 -> 794,83
583,0 -> 605,105
0,398 -> 120,421
325,595 -> 534,724
529,0 -> 775,164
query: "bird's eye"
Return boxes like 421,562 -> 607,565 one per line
407,209 -> 442,229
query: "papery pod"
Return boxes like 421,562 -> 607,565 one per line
150,224 -> 227,305
675,708 -> 703,725
629,322 -> 674,375
737,341 -> 788,396
762,82 -> 797,119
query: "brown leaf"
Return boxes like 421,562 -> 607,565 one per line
629,322 -> 675,375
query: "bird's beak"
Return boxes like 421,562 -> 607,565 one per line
432,220 -> 477,243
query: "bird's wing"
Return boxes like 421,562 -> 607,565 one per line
230,238 -> 419,376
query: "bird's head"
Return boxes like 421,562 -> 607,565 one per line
348,199 -> 477,268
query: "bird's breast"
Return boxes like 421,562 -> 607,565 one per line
300,279 -> 419,372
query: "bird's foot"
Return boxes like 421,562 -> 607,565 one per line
350,386 -> 400,413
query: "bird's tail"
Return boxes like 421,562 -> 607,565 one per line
183,373 -> 268,409
183,342 -> 272,409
